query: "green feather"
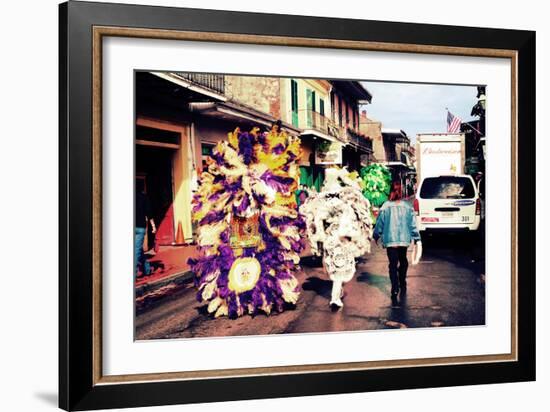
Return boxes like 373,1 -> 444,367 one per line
360,163 -> 392,207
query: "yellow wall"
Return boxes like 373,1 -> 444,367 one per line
282,78 -> 332,129
136,117 -> 194,243
172,125 -> 194,242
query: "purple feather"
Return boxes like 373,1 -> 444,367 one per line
199,210 -> 225,225
261,170 -> 294,192
208,192 -> 221,202
234,195 -> 250,215
238,133 -> 254,165
272,143 -> 285,154
192,201 -> 203,212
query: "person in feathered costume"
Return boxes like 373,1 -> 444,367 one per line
360,163 -> 392,208
188,125 -> 305,318
300,167 -> 373,308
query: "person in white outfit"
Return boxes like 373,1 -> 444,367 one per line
300,168 -> 373,309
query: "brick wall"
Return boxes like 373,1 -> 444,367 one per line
225,75 -> 282,119
359,111 -> 385,162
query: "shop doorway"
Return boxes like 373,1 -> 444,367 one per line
136,145 -> 175,247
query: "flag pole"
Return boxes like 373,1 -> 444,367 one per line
462,121 -> 482,136
446,107 -> 482,135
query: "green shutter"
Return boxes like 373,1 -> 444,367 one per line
291,80 -> 299,127
306,89 -> 313,128
313,168 -> 324,192
299,166 -> 313,187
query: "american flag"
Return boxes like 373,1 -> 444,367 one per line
447,110 -> 462,133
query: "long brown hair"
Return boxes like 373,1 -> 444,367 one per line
389,181 -> 403,201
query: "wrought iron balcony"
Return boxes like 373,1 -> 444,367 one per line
383,148 -> 399,162
345,127 -> 373,153
295,110 -> 372,151
173,72 -> 225,95
301,109 -> 331,134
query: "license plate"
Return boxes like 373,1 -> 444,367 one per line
441,212 -> 455,217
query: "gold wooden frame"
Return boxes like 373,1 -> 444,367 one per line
92,26 -> 518,386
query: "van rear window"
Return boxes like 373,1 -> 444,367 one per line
420,176 -> 475,199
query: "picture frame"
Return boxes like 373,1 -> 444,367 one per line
59,1 -> 536,410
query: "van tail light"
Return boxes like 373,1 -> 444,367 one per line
413,198 -> 419,215
475,199 -> 481,215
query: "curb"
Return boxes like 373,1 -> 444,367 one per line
135,270 -> 194,298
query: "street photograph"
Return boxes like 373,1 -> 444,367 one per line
133,72 -> 486,340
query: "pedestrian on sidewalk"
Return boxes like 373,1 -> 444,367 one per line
373,181 -> 421,306
135,179 -> 156,277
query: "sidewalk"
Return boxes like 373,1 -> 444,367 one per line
136,241 -> 316,311
136,244 -> 198,289
137,241 -> 316,285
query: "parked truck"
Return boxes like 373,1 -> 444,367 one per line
415,133 -> 465,183
414,133 -> 481,235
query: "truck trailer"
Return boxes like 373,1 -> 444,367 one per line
414,133 -> 480,234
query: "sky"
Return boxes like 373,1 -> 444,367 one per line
360,81 -> 480,143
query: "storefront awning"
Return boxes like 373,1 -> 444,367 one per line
300,129 -> 340,143
189,102 -> 301,135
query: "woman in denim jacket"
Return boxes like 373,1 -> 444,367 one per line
373,182 -> 421,305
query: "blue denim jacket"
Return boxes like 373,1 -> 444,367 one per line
373,200 -> 421,247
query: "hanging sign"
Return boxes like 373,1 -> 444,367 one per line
315,140 -> 342,165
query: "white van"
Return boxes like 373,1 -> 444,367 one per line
414,174 -> 481,234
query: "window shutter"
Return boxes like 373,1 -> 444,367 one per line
291,80 -> 299,126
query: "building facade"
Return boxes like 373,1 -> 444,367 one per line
135,72 -> 300,245
330,81 -> 374,172
359,111 -> 416,196
359,111 -> 384,162
135,72 -> 374,245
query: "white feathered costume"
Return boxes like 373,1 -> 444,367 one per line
300,167 -> 373,308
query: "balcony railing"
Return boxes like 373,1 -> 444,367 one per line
384,149 -> 399,162
295,110 -> 372,151
173,73 -> 225,95
345,128 -> 373,153
300,109 -> 331,134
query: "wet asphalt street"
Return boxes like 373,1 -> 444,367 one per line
135,234 -> 485,340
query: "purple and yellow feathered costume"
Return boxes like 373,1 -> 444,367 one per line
189,126 -> 305,318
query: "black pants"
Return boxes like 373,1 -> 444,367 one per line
386,246 -> 409,295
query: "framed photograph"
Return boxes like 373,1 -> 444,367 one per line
59,1 -> 536,410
